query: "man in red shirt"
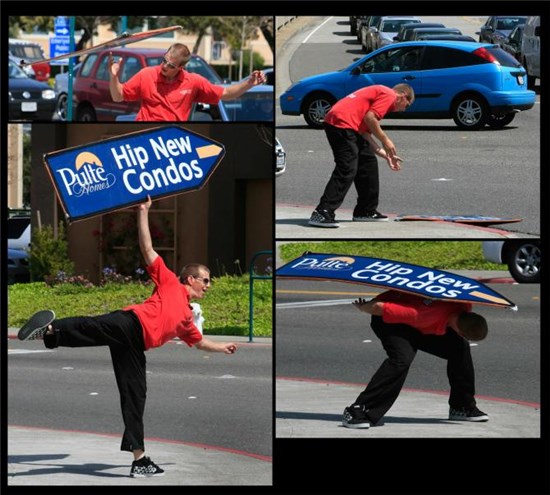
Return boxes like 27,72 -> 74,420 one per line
341,290 -> 489,428
308,83 -> 414,228
109,43 -> 266,121
17,196 -> 238,477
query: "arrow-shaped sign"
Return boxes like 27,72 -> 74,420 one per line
43,125 -> 225,222
276,252 -> 517,310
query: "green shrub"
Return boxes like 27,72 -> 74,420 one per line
28,222 -> 74,282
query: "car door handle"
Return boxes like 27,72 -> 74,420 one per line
403,75 -> 416,81
90,82 -> 97,89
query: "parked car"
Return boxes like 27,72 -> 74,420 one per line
409,27 -> 463,41
9,38 -> 50,82
220,85 -> 273,121
8,58 -> 57,121
400,22 -> 446,42
9,54 -> 35,79
279,40 -> 535,130
359,16 -> 382,53
54,63 -> 82,121
275,137 -> 286,177
482,240 -> 540,283
370,16 -> 421,51
73,48 -> 225,121
500,25 -> 525,63
477,16 -> 527,44
393,22 -> 445,42
7,248 -> 30,284
349,16 -> 359,36
239,67 -> 273,86
416,34 -> 476,42
521,16 -> 540,89
8,214 -> 31,251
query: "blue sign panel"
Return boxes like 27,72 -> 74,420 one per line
54,16 -> 70,36
276,252 -> 517,309
49,36 -> 71,62
44,125 -> 225,222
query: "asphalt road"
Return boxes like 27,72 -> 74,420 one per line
275,16 -> 541,236
276,279 -> 540,404
7,338 -> 272,459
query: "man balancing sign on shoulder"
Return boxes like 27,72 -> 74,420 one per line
342,290 -> 489,429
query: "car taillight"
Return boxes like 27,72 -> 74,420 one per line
472,47 -> 500,65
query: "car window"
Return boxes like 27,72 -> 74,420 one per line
186,57 -> 223,84
486,46 -> 522,68
145,56 -> 164,67
421,47 -> 486,70
9,60 -> 28,79
95,55 -> 111,81
497,18 -> 525,30
8,217 -> 30,239
120,56 -> 142,82
80,54 -> 99,77
10,44 -> 44,61
360,46 -> 418,73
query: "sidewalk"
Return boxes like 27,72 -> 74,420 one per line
276,204 -> 538,239
7,425 -> 271,486
276,378 -> 540,438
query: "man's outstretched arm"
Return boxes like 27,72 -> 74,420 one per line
137,195 -> 158,266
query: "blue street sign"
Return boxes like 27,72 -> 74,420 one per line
43,126 -> 225,222
276,252 -> 517,309
54,16 -> 70,36
49,36 -> 71,63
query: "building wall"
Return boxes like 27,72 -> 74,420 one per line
30,123 -> 273,283
16,18 -> 273,73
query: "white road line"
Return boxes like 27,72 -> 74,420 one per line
302,16 -> 334,43
277,298 -> 366,309
8,349 -> 54,355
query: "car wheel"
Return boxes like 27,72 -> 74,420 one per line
486,112 -> 516,129
303,93 -> 336,129
56,93 -> 68,121
452,94 -> 488,130
504,241 -> 541,283
76,105 -> 97,122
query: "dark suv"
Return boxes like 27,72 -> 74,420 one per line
73,47 -> 224,121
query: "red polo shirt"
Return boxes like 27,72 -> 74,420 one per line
122,65 -> 224,121
324,85 -> 397,135
377,291 -> 472,336
124,256 -> 203,350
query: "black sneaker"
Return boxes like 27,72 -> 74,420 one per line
449,406 -> 489,422
18,310 -> 56,341
130,456 -> 165,478
342,404 -> 371,429
352,210 -> 389,222
308,209 -> 339,228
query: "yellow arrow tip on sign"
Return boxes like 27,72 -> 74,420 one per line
196,144 -> 223,159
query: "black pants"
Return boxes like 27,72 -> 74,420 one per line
317,123 -> 379,214
354,316 -> 477,425
44,310 -> 147,452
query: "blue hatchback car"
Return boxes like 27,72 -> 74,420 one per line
280,40 -> 535,130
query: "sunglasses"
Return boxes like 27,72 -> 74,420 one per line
162,57 -> 179,70
193,275 -> 211,285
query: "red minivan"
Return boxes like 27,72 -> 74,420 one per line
73,47 -> 224,121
